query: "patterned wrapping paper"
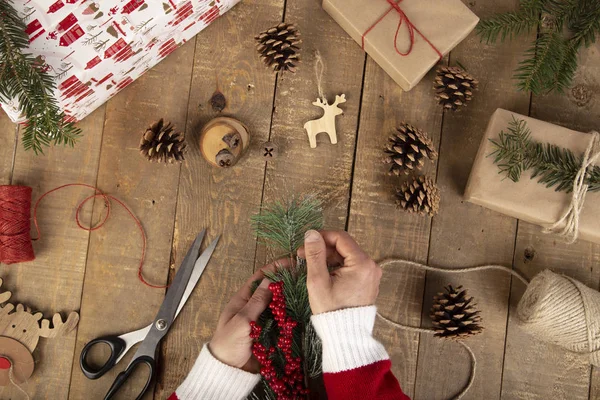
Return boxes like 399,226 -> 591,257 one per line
465,108 -> 600,244
1,0 -> 240,123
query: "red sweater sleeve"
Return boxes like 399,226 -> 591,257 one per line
311,306 -> 410,400
323,360 -> 409,400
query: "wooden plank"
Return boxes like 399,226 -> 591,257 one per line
0,113 -> 17,185
2,106 -> 105,400
153,0 -> 284,396
68,41 -> 196,400
346,57 -> 443,397
413,0 -> 532,398
501,41 -> 600,400
0,112 -> 17,184
260,0 -> 366,231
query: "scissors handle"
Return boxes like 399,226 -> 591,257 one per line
80,336 -> 127,379
104,355 -> 156,400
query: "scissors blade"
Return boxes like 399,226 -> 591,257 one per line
126,231 -> 205,366
175,235 -> 220,318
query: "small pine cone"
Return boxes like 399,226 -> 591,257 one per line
396,175 -> 440,217
255,22 -> 301,73
139,119 -> 186,163
434,66 -> 479,111
430,285 -> 483,340
383,123 -> 437,176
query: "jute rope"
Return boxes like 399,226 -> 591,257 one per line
376,259 -> 600,399
314,50 -> 326,102
6,356 -> 31,400
544,131 -> 600,244
517,269 -> 600,366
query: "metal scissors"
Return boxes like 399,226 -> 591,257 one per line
79,230 -> 219,400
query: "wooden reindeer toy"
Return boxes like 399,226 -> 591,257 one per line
0,278 -> 79,386
304,94 -> 346,148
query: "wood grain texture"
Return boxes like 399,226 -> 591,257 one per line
413,1 -> 532,398
346,55 -> 443,397
68,41 -> 196,400
261,0 -> 365,234
2,106 -> 105,400
500,41 -> 600,400
0,112 -> 17,185
153,0 -> 284,397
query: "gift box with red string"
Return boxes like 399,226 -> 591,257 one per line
322,0 -> 479,91
1,0 -> 239,123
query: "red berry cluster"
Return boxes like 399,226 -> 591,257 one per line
249,281 -> 309,399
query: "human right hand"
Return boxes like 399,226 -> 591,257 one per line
298,230 -> 382,315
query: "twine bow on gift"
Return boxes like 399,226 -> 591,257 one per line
361,0 -> 443,60
544,131 -> 600,244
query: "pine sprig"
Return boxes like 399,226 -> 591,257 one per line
0,0 -> 81,154
251,195 -> 324,256
250,195 -> 325,398
476,8 -> 540,43
489,116 -> 600,192
477,0 -> 600,94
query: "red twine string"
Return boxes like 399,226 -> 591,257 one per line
362,0 -> 443,60
16,183 -> 164,288
0,186 -> 35,265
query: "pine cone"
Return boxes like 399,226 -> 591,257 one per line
434,66 -> 479,111
396,175 -> 440,217
139,119 -> 186,163
383,123 -> 437,176
255,22 -> 301,73
430,285 -> 483,340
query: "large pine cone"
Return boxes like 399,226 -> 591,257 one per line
434,66 -> 478,111
430,285 -> 483,340
139,119 -> 186,163
255,22 -> 301,73
383,123 -> 437,176
396,175 -> 440,217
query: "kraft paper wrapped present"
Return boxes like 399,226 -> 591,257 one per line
322,0 -> 479,91
465,108 -> 600,244
1,0 -> 240,123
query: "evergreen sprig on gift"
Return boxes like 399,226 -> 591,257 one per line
249,195 -> 324,400
0,0 -> 81,154
476,0 -> 600,94
489,116 -> 600,192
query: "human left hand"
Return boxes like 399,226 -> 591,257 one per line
208,266 -> 275,373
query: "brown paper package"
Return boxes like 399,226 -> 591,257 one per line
322,0 -> 479,91
465,108 -> 600,244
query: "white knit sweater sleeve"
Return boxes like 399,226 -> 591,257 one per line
174,344 -> 261,400
310,305 -> 389,373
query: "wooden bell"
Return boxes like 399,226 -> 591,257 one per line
199,117 -> 250,168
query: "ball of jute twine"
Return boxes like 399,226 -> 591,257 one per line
376,259 -> 599,400
517,269 -> 600,366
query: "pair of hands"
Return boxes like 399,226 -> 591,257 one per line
209,230 -> 383,371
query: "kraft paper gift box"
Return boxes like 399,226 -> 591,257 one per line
322,0 -> 479,91
465,108 -> 600,244
1,0 -> 240,123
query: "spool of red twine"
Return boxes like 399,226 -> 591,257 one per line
0,186 -> 35,265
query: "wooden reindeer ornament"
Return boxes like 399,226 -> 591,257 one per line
0,278 -> 79,386
304,94 -> 346,148
303,51 -> 346,148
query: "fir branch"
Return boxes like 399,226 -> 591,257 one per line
489,116 -> 532,182
476,8 -> 540,43
489,117 -> 600,192
477,0 -> 600,94
251,195 -> 324,255
0,0 -> 81,154
250,195 -> 325,398
514,32 -> 566,94
567,0 -> 600,46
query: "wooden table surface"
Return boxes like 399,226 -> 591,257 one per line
1,0 -> 599,399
